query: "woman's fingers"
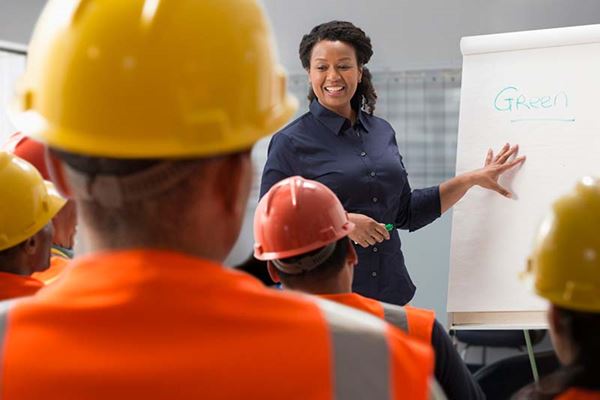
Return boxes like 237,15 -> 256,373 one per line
496,144 -> 518,164
500,155 -> 526,171
374,223 -> 390,240
493,143 -> 510,162
370,231 -> 386,243
356,239 -> 369,248
484,148 -> 493,166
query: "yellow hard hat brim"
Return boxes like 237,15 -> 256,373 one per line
17,96 -> 298,159
0,182 -> 65,252
45,181 -> 67,218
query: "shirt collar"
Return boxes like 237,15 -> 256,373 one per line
309,100 -> 370,135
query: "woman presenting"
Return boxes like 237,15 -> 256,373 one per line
260,21 -> 525,306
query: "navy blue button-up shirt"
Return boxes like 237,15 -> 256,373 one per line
260,100 -> 441,305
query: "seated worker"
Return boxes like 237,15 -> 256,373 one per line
3,132 -> 77,284
516,177 -> 600,400
254,176 -> 485,400
0,152 -> 65,300
0,1 -> 440,399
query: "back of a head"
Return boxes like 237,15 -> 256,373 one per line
529,177 -> 600,314
3,132 -> 77,249
0,152 -> 65,273
254,176 -> 354,275
521,177 -> 600,398
14,0 -> 297,255
275,237 -> 352,289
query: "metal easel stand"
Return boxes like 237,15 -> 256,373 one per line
523,329 -> 540,383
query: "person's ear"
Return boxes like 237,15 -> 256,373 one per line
46,150 -> 74,198
267,262 -> 281,283
347,239 -> 358,267
23,236 -> 37,255
548,305 -> 564,336
358,65 -> 363,84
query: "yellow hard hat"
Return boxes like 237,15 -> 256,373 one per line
0,152 -> 66,251
14,0 -> 297,158
527,177 -> 600,313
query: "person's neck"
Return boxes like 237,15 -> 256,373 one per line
321,102 -> 356,124
0,256 -> 31,276
82,224 -> 230,264
290,280 -> 352,296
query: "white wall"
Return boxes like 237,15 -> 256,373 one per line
0,0 -> 46,44
2,0 -> 600,327
263,0 -> 600,73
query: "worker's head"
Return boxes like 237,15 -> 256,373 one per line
15,0 -> 296,260
254,176 -> 356,294
0,152 -> 65,275
527,177 -> 600,367
3,132 -> 77,249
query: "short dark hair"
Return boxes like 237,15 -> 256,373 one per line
299,21 -> 377,115
515,306 -> 600,399
275,237 -> 351,286
49,149 -> 208,242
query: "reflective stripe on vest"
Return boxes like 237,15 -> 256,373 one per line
0,299 -> 17,389
429,378 -> 448,400
315,298 -> 390,400
381,302 -> 409,332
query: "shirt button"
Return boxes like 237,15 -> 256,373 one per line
371,271 -> 377,277
372,197 -> 378,203
370,171 -> 376,177
360,151 -> 367,157
373,247 -> 378,253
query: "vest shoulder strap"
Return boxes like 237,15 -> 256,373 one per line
380,302 -> 409,332
314,298 -> 391,400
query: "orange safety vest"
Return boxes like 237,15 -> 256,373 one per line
320,292 -> 435,343
0,272 -> 43,301
558,388 -> 600,400
0,250 -> 434,400
31,246 -> 71,285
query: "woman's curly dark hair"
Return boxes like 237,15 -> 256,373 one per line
299,21 -> 377,115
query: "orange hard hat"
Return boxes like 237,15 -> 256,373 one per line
2,132 -> 50,180
253,176 -> 354,269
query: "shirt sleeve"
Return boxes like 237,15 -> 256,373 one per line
259,133 -> 300,199
394,157 -> 441,232
431,321 -> 485,400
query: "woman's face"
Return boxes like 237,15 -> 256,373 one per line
308,40 -> 362,117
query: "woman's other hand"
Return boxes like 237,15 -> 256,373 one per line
347,213 -> 390,248
472,143 -> 526,198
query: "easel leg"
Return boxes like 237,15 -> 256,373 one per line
523,329 -> 539,383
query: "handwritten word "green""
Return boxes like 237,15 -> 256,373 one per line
494,86 -> 568,112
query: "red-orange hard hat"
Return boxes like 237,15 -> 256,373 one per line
2,132 -> 50,180
253,176 -> 354,263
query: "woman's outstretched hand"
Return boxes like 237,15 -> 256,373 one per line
472,143 -> 526,198
439,143 -> 526,213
